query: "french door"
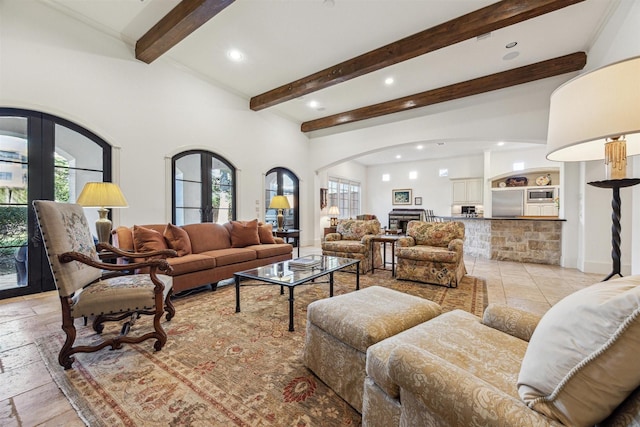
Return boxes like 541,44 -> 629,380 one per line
265,167 -> 299,230
0,109 -> 111,299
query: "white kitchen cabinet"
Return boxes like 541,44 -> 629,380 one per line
452,178 -> 483,204
525,204 -> 558,217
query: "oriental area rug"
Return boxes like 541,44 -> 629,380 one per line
37,272 -> 486,427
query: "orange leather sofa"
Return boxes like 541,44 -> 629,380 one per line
113,221 -> 293,293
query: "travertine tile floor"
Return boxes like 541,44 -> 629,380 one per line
0,246 -> 604,426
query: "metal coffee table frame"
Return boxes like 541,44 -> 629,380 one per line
234,255 -> 360,331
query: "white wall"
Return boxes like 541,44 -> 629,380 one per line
365,154 -> 484,225
0,1 -> 317,245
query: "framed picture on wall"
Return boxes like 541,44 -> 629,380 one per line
414,197 -> 422,205
320,188 -> 328,210
392,189 -> 412,205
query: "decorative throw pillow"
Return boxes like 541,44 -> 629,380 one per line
517,276 -> 640,426
163,223 -> 192,256
230,219 -> 260,248
133,225 -> 168,253
258,223 -> 276,244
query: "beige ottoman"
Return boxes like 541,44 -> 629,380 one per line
303,285 -> 441,412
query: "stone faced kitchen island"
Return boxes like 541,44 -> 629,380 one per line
446,217 -> 565,265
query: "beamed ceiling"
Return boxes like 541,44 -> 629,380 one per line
45,0 -> 616,163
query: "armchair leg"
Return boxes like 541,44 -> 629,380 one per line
59,298 -> 77,370
165,291 -> 175,321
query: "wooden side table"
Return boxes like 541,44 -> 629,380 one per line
323,227 -> 337,237
370,234 -> 402,276
273,229 -> 301,257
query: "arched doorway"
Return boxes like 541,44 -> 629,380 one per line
0,108 -> 112,299
265,167 -> 299,230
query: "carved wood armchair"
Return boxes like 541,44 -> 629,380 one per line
33,200 -> 177,369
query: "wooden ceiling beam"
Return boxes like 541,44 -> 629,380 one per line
136,0 -> 235,64
250,0 -> 583,111
301,52 -> 586,132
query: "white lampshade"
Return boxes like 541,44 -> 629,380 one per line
328,206 -> 340,216
546,56 -> 640,177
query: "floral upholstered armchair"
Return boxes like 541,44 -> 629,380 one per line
321,219 -> 382,274
395,220 -> 466,287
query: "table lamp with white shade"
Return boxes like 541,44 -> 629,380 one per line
76,182 -> 128,243
269,195 -> 290,231
546,56 -> 640,280
328,206 -> 340,227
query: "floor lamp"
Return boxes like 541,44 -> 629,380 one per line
547,56 -> 640,280
76,182 -> 129,244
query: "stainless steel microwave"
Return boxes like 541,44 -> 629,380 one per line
527,187 -> 557,203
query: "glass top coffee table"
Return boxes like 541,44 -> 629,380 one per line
234,255 -> 360,331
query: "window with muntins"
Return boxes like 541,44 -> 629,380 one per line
328,177 -> 360,219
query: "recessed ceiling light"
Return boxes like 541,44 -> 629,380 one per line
503,51 -> 520,61
308,100 -> 319,109
395,154 -> 402,159
384,77 -> 394,85
416,145 -> 423,150
227,49 -> 244,62
497,141 -> 505,146
506,41 -> 518,49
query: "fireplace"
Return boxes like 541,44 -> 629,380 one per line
388,209 -> 426,233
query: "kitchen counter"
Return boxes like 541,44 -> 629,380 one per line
441,216 -> 565,221
439,217 -> 564,265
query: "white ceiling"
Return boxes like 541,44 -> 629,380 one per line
41,0 -> 616,165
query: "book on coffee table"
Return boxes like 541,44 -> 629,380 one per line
288,257 -> 321,269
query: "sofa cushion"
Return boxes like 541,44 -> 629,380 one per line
518,276 -> 640,426
257,222 -> 276,244
246,243 -> 292,259
133,225 -> 168,253
407,221 -> 464,247
163,223 -> 192,256
321,240 -> 368,254
200,248 -> 256,267
367,310 -> 527,401
182,223 -> 231,253
395,245 -> 459,263
166,253 -> 216,275
230,219 -> 261,248
336,219 -> 380,240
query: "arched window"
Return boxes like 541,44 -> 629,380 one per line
172,150 -> 236,225
265,167 -> 299,230
0,108 -> 111,299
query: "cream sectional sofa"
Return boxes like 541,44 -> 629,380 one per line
113,220 -> 292,293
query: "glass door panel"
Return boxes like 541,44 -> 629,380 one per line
0,117 -> 29,292
175,154 -> 202,225
55,124 -> 104,238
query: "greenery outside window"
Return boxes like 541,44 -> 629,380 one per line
172,150 -> 236,225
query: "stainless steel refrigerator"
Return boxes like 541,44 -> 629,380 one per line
492,189 -> 524,217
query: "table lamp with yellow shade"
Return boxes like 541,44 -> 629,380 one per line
269,195 -> 290,231
76,182 -> 128,243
